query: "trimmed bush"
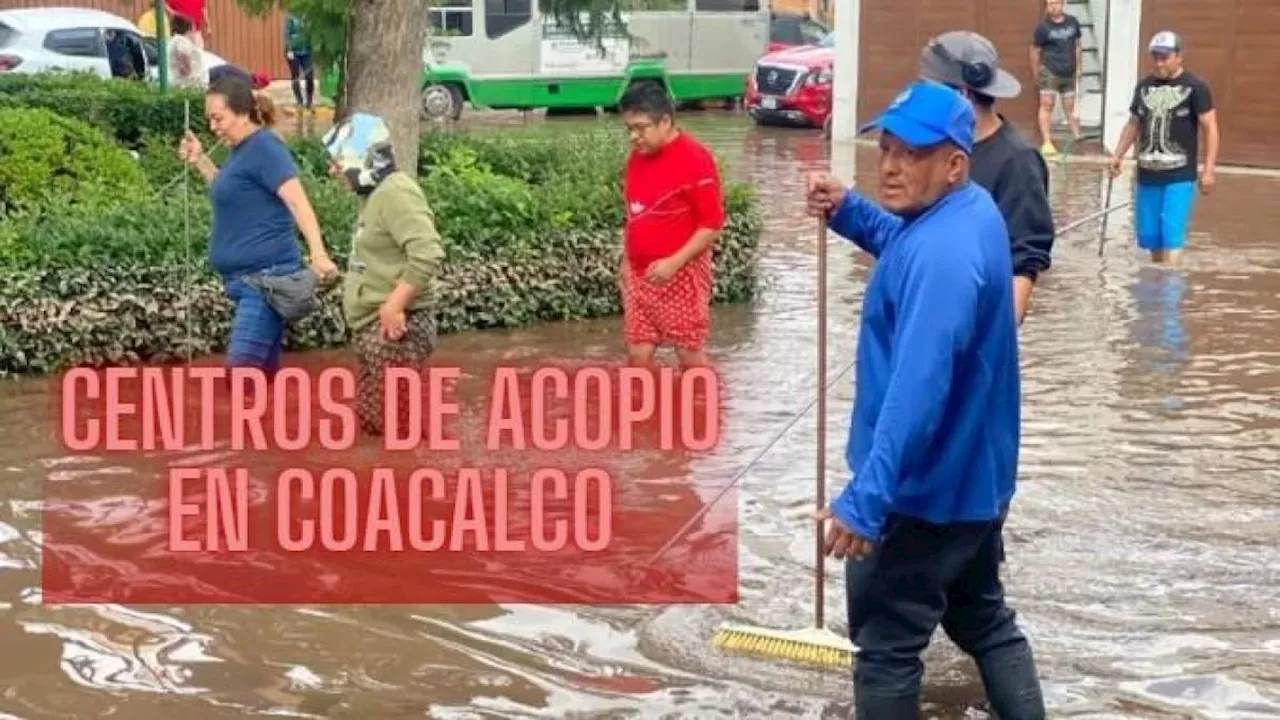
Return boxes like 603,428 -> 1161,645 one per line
1,129 -> 757,272
0,226 -> 760,375
0,72 -> 207,147
0,117 -> 762,377
0,107 -> 151,216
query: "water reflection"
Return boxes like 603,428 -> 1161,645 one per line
1130,266 -> 1190,408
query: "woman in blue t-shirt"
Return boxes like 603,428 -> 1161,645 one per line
178,74 -> 338,374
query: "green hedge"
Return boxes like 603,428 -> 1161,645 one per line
0,107 -> 152,216
0,76 -> 763,376
0,72 -> 208,147
0,232 -> 760,375
0,131 -> 759,272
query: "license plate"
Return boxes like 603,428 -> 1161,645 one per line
760,96 -> 778,110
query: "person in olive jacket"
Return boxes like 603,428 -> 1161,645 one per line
322,113 -> 447,437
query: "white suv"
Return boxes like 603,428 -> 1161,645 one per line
0,6 -> 225,80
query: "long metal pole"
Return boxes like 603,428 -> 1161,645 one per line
183,100 -> 191,364
154,0 -> 169,91
1053,198 -> 1130,236
1098,177 -> 1118,256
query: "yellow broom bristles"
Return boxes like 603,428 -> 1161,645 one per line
712,624 -> 856,669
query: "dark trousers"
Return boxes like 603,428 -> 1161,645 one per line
288,52 -> 315,107
845,515 -> 1046,720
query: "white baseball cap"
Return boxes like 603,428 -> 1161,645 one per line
1148,31 -> 1181,53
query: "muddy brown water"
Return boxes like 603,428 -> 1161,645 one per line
3,111 -> 1280,718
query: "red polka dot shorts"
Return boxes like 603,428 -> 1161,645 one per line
621,252 -> 713,352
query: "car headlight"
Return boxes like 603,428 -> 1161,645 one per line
810,67 -> 833,85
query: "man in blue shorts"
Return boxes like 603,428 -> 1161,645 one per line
1109,31 -> 1219,265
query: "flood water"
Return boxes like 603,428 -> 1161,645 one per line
3,111 -> 1280,718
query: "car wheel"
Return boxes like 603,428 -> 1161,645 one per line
422,83 -> 463,122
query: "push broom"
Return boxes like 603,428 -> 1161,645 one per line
700,188 -> 1138,668
710,217 -> 857,669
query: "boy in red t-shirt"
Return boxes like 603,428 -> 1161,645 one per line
618,82 -> 726,368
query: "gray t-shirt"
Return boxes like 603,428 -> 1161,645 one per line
1033,14 -> 1082,78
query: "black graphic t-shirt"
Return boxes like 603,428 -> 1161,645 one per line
1129,71 -> 1214,185
1033,15 -> 1082,78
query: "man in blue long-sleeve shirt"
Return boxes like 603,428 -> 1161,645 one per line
807,79 -> 1045,719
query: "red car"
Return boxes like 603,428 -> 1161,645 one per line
745,31 -> 834,129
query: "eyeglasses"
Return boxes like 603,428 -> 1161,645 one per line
624,120 -> 656,135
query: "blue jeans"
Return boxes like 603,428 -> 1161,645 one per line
222,262 -> 300,375
845,515 -> 1046,720
1136,181 -> 1196,252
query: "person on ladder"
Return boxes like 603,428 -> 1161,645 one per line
918,31 -> 1055,326
806,79 -> 1046,719
1029,0 -> 1083,156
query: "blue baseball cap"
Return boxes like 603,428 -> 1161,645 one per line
857,79 -> 975,155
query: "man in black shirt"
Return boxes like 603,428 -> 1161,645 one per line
913,37 -> 1056,718
919,31 -> 1055,326
1030,0 -> 1083,155
1109,31 -> 1219,266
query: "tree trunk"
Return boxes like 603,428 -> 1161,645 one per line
343,0 -> 430,178
332,0 -> 356,123
334,54 -> 349,121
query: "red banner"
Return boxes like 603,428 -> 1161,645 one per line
43,360 -> 737,604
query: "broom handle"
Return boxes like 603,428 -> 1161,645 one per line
815,216 -> 828,629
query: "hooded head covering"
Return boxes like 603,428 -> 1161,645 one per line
322,112 -> 397,194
